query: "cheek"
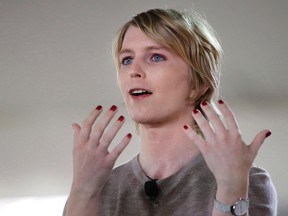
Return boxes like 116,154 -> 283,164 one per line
162,72 -> 190,92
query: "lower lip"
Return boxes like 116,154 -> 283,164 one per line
130,94 -> 152,100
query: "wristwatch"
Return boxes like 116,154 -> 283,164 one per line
214,198 -> 249,215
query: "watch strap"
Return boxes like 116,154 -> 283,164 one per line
214,197 -> 249,215
214,198 -> 232,213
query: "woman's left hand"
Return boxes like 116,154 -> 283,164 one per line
184,100 -> 271,196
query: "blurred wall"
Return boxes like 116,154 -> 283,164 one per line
0,0 -> 287,215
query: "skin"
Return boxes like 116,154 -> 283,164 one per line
117,26 -> 193,126
65,26 -> 271,216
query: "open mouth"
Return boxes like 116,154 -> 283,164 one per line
129,89 -> 152,96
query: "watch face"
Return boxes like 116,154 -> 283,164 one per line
233,199 -> 249,215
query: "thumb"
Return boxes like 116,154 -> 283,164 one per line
249,129 -> 272,157
72,123 -> 81,140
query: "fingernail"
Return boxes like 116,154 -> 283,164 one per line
118,115 -> 125,122
193,109 -> 199,114
127,133 -> 132,139
201,101 -> 208,106
96,105 -> 102,110
72,123 -> 77,131
183,125 -> 189,130
265,131 -> 272,138
218,99 -> 224,104
110,105 -> 117,111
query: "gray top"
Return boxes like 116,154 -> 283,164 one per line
98,153 -> 277,215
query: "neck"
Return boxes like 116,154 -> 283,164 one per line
138,121 -> 199,180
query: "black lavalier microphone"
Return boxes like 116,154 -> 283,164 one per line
144,179 -> 159,200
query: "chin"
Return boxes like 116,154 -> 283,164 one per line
129,112 -> 152,124
127,106 -> 148,120
129,114 -> 148,124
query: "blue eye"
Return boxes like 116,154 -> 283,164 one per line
121,57 -> 133,65
151,54 -> 165,62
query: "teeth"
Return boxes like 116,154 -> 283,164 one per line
132,90 -> 147,94
130,89 -> 152,96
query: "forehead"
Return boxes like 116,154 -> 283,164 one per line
120,26 -> 162,51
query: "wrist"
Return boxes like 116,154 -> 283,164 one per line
216,178 -> 248,204
214,197 -> 249,216
66,192 -> 100,216
214,181 -> 248,215
70,182 -> 101,201
215,189 -> 248,206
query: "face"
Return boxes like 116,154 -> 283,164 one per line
117,26 -> 193,126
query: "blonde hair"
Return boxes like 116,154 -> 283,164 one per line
113,9 -> 222,134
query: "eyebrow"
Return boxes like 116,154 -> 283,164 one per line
119,46 -> 167,55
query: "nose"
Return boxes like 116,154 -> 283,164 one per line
129,60 -> 145,78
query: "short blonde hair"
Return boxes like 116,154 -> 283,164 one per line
113,9 -> 222,134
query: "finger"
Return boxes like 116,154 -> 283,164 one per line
79,105 -> 103,142
249,130 -> 271,159
192,109 -> 215,142
109,133 -> 132,161
217,100 -> 240,133
98,115 -> 126,150
72,123 -> 81,146
200,101 -> 227,135
90,105 -> 118,147
183,125 -> 207,153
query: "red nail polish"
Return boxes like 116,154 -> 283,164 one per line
265,131 -> 272,138
96,105 -> 102,110
110,105 -> 117,111
218,99 -> 224,104
118,115 -> 125,122
183,125 -> 189,130
193,109 -> 199,114
201,101 -> 208,106
127,133 -> 132,139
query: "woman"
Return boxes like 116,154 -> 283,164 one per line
64,9 -> 277,216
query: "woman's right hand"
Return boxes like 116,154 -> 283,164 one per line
69,105 -> 132,199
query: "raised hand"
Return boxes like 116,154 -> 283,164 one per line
70,105 -> 132,199
184,100 -> 271,196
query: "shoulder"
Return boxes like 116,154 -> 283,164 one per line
249,165 -> 278,215
249,165 -> 277,194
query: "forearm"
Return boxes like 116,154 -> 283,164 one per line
64,190 -> 100,216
